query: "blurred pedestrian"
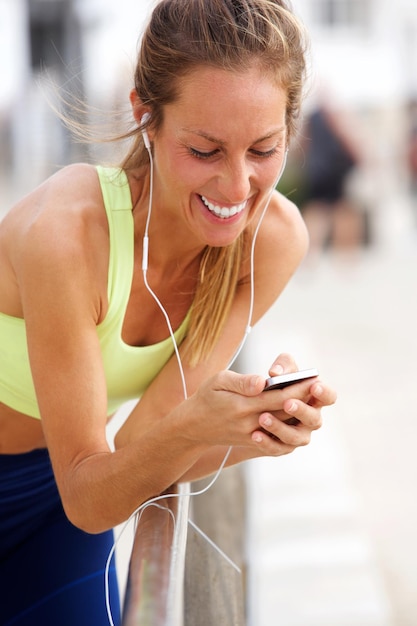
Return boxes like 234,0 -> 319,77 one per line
301,98 -> 365,259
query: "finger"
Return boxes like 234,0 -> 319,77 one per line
256,412 -> 312,448
251,428 -> 297,456
308,381 -> 337,408
282,399 -> 323,430
268,353 -> 298,377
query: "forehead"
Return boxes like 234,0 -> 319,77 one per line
170,64 -> 287,122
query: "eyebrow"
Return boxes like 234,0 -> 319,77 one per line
182,126 -> 286,145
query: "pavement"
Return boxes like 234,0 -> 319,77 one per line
241,217 -> 417,626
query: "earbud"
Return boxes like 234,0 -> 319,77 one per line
141,113 -> 151,150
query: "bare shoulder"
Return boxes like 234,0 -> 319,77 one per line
8,164 -> 105,264
1,164 -> 108,319
25,162 -> 102,225
256,190 -> 309,267
238,191 -> 308,322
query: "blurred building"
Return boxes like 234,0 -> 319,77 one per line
0,0 -> 153,201
1,0 -> 83,189
297,0 -> 417,106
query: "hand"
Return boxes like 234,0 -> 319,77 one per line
182,353 -> 336,459
251,353 -> 337,456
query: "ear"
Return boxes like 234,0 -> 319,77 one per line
129,89 -> 151,126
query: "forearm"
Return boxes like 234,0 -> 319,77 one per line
179,445 -> 257,483
61,418 -> 206,533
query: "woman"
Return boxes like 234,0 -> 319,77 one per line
0,0 -> 336,624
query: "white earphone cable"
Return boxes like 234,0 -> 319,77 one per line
105,135 -> 288,625
142,142 -> 188,400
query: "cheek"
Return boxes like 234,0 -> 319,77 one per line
153,155 -> 190,198
163,149 -> 206,189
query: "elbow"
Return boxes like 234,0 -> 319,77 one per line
63,502 -> 113,535
61,490 -> 147,535
58,451 -> 122,534
60,486 -> 119,534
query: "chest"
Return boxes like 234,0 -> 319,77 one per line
121,264 -> 197,347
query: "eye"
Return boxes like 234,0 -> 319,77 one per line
189,147 -> 220,160
250,147 -> 279,158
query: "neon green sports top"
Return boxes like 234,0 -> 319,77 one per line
0,166 -> 189,419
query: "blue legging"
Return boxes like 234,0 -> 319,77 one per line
0,449 -> 121,626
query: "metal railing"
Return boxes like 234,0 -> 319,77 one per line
121,468 -> 246,626
121,483 -> 189,626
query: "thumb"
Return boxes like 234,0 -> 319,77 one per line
269,352 -> 298,377
216,370 -> 265,397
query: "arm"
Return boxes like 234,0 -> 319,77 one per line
15,174 -> 334,533
13,167 -> 217,532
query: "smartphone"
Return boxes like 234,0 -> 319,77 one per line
263,368 -> 319,391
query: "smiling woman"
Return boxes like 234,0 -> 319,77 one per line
0,1 -> 336,625
125,32 -> 299,364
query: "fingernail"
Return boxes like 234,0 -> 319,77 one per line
288,401 -> 298,413
314,384 -> 323,397
271,364 -> 284,375
261,415 -> 272,427
252,433 -> 263,443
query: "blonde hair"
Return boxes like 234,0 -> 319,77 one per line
119,0 -> 308,365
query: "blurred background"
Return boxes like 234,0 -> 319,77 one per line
1,1 -> 416,624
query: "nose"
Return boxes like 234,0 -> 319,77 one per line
216,158 -> 252,204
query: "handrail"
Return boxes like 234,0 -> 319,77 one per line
166,483 -> 190,624
121,483 -> 190,626
121,468 -> 246,626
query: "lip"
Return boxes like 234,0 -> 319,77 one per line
198,194 -> 247,221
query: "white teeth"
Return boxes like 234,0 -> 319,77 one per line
201,196 -> 246,219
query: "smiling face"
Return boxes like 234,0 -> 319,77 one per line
149,63 -> 288,249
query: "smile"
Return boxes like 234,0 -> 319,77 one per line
200,195 -> 247,219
